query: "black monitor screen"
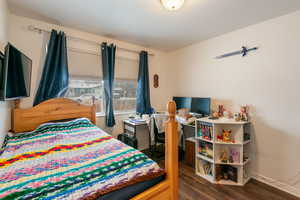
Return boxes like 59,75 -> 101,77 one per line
4,44 -> 32,100
0,52 -> 4,99
191,98 -> 211,116
173,97 -> 192,110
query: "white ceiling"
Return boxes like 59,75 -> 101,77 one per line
7,0 -> 300,51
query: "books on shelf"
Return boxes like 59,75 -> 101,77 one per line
198,160 -> 213,176
197,122 -> 213,141
198,141 -> 213,159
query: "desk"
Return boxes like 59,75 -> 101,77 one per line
123,120 -> 151,150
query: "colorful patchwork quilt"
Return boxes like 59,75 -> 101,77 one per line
0,118 -> 164,200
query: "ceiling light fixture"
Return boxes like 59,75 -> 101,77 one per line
161,0 -> 185,11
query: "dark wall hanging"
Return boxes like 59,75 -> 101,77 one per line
153,74 -> 159,88
215,46 -> 258,59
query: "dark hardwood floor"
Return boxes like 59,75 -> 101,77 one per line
178,162 -> 299,200
143,148 -> 299,200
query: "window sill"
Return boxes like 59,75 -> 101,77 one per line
96,111 -> 135,118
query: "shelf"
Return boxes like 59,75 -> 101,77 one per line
195,118 -> 251,186
196,173 -> 214,183
215,179 -> 240,186
214,141 -> 243,145
196,139 -> 251,145
195,137 -> 213,143
215,159 -> 250,166
197,117 -> 250,125
197,154 -> 214,163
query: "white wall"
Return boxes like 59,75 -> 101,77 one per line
169,11 -> 300,196
8,14 -> 172,142
0,0 -> 10,145
5,4 -> 300,197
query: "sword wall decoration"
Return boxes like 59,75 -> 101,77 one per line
215,46 -> 258,59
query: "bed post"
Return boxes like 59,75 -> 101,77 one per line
130,101 -> 179,200
91,96 -> 96,125
165,101 -> 179,200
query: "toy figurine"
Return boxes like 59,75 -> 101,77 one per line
223,173 -> 229,180
212,111 -> 219,118
220,149 -> 228,163
234,113 -> 241,121
230,149 -> 240,163
218,105 -> 225,117
227,111 -> 234,119
217,134 -> 223,141
229,155 -> 234,163
222,129 -> 232,143
240,106 -> 249,121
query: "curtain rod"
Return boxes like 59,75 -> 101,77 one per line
68,47 -> 140,62
28,25 -> 155,56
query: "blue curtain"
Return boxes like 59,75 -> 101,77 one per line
136,51 -> 152,114
34,30 -> 69,106
101,43 -> 116,127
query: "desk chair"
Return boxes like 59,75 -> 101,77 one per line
153,118 -> 165,154
151,114 -> 168,157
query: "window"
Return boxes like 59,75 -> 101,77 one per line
65,77 -> 104,113
113,79 -> 137,113
65,78 -> 137,114
65,46 -> 139,115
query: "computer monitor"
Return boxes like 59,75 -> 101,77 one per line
173,97 -> 192,110
191,97 -> 211,116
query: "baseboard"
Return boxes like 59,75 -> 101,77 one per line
252,173 -> 300,198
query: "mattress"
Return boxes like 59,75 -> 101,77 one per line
98,174 -> 165,200
0,118 -> 164,200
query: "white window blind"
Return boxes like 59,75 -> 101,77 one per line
65,48 -> 139,114
68,50 -> 102,77
115,57 -> 139,80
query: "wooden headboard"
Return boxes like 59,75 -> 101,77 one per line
12,98 -> 96,133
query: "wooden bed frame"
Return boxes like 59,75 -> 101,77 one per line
11,98 -> 179,200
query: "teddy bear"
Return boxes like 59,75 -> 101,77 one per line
222,129 -> 232,143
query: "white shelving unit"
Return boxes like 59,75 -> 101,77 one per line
195,117 -> 251,186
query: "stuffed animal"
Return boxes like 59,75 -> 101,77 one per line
212,111 -> 219,118
218,105 -> 225,117
222,129 -> 232,143
240,106 -> 249,121
220,150 -> 228,163
230,149 -> 240,163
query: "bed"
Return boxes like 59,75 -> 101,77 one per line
1,98 -> 178,200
